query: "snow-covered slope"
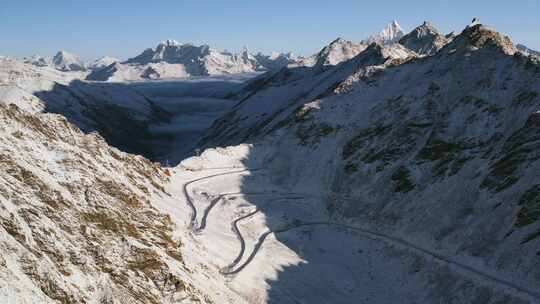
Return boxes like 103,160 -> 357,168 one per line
0,102 -> 221,303
0,57 -> 85,113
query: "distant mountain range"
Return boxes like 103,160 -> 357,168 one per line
19,20 -> 540,82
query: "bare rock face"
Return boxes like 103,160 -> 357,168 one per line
0,104 -> 209,303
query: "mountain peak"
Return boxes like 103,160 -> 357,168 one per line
443,24 -> 517,55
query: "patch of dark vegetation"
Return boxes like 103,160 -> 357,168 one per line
427,82 -> 441,95
416,137 -> 475,177
512,91 -> 538,106
521,228 -> 540,244
342,125 -> 392,160
344,162 -> 358,174
391,166 -> 415,193
482,113 -> 540,192
296,122 -> 338,146
417,139 -> 461,161
344,122 -> 429,171
515,185 -> 540,228
459,95 -> 503,115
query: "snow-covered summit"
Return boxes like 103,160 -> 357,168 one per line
313,37 -> 368,68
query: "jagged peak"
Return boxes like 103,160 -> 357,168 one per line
363,20 -> 405,45
159,39 -> 181,47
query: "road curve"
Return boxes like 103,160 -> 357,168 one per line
182,168 -> 263,229
220,208 -> 260,274
197,192 -> 306,232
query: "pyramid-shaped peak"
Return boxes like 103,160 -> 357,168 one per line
407,21 -> 442,37
398,21 -> 448,55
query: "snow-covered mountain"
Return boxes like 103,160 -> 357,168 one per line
24,52 -> 120,73
197,23 -> 540,303
362,20 -> 405,45
87,40 -> 297,81
1,20 -> 540,304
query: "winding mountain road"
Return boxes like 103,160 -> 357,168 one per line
181,168 -> 540,302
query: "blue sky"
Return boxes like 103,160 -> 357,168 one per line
1,0 -> 539,60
